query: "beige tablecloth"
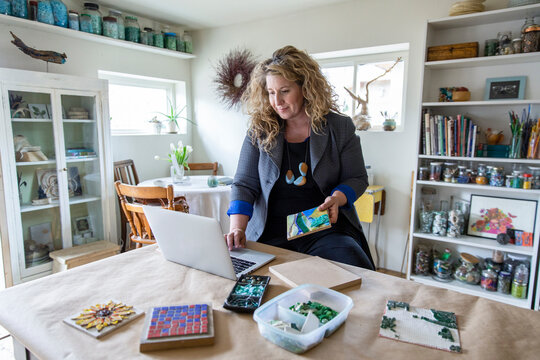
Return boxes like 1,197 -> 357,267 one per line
0,242 -> 539,359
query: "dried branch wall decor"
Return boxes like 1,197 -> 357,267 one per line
214,48 -> 257,109
345,57 -> 402,131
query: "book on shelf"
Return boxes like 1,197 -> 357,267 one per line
421,113 -> 478,157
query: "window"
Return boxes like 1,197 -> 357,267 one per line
99,71 -> 188,135
315,44 -> 408,130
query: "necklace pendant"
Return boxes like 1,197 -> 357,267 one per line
285,169 -> 295,184
293,175 -> 306,186
298,162 -> 308,176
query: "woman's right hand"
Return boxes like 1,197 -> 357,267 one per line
225,228 -> 246,251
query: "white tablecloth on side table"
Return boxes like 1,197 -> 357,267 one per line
138,176 -> 231,233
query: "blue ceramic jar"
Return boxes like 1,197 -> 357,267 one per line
37,0 -> 54,25
12,0 -> 28,18
0,0 -> 11,16
50,0 -> 67,27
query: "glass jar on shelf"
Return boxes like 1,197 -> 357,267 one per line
0,0 -> 11,16
79,13 -> 93,33
529,166 -> 540,189
11,0 -> 28,19
29,1 -> 38,20
153,28 -> 164,48
102,16 -> 118,39
418,166 -> 429,181
50,0 -> 67,28
164,32 -> 177,50
454,252 -> 480,285
415,245 -> 431,275
489,166 -> 504,187
37,0 -> 54,25
442,162 -> 457,180
476,172 -> 488,185
511,170 -> 523,188
177,34 -> 186,52
480,268 -> 498,291
511,264 -> 529,299
433,248 -> 453,281
512,38 -> 522,53
68,10 -> 79,30
522,173 -> 532,189
429,161 -> 442,181
81,2 -> 102,35
183,31 -> 193,53
108,9 -> 124,40
140,29 -> 150,45
456,165 -> 469,184
125,15 -> 140,43
497,31 -> 513,55
144,27 -> 154,46
497,271 -> 512,294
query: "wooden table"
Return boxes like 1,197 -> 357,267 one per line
0,242 -> 539,359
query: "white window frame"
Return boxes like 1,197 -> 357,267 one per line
314,43 -> 409,131
98,71 -> 188,136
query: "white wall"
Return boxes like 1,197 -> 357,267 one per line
190,0 -> 508,271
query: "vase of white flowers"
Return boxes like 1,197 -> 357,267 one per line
155,141 -> 193,183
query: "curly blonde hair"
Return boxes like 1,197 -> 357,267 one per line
242,45 -> 339,152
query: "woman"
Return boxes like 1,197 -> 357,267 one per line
226,45 -> 374,270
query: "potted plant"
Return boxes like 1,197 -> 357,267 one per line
381,111 -> 397,131
157,99 -> 195,134
148,116 -> 162,135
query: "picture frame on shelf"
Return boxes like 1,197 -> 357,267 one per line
29,222 -> 54,249
74,216 -> 92,236
36,167 -> 83,200
45,104 -> 67,119
467,194 -> 537,240
484,76 -> 526,101
28,103 -> 50,119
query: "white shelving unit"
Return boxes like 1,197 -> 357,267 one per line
0,13 -> 195,60
407,4 -> 540,310
0,68 -> 117,285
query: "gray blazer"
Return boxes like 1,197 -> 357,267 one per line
231,112 -> 369,242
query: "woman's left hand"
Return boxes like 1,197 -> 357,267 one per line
318,191 -> 347,223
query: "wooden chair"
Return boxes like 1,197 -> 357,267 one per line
113,159 -> 140,252
113,159 -> 140,186
185,162 -> 218,175
114,181 -> 189,249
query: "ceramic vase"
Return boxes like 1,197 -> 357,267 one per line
167,121 -> 177,133
383,119 -> 396,131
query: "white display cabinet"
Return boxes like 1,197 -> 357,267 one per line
407,4 -> 540,309
0,68 -> 117,285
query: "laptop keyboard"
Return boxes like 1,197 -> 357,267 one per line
231,257 -> 256,274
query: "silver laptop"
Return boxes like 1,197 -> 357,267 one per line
143,206 -> 275,280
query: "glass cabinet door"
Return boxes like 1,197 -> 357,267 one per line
60,94 -> 103,247
8,89 -> 63,273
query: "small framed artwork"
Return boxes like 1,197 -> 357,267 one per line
28,103 -> 50,119
467,194 -> 537,240
45,104 -> 67,119
484,76 -> 526,100
29,222 -> 53,249
74,216 -> 92,235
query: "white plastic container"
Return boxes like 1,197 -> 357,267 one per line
253,284 -> 353,353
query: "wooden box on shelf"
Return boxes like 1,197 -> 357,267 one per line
49,240 -> 120,273
427,42 -> 479,61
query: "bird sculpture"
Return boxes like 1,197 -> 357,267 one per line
10,31 -> 67,64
